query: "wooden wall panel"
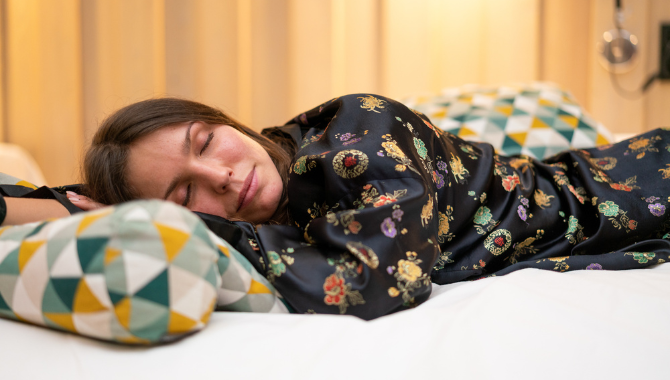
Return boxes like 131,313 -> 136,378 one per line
0,0 -> 5,142
5,0 -> 83,185
250,0 -> 290,129
82,0 -> 166,142
381,1 -> 433,99
482,0 -> 540,85
540,0 -> 591,107
645,0 -> 670,130
287,0 -> 333,117
339,0 -> 381,96
588,0 -> 649,134
1,0 -> 666,187
432,1 -> 486,89
164,0 -> 240,121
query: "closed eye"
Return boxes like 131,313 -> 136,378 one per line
182,183 -> 192,206
200,132 -> 214,155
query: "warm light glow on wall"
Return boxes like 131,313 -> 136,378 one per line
0,0 -> 667,186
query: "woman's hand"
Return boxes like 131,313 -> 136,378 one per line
66,191 -> 107,211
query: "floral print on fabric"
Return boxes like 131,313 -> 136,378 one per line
624,135 -> 661,159
333,150 -> 369,178
236,94 -> 670,319
387,251 -> 431,306
323,272 -> 365,314
484,229 -> 512,256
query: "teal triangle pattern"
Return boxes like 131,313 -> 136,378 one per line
557,130 -> 575,142
0,292 -> 10,311
76,237 -> 109,272
108,290 -> 125,306
42,281 -> 72,313
511,107 -> 528,116
0,249 -> 19,275
488,115 -> 507,129
502,136 -> 523,153
50,278 -> 81,310
84,251 -> 105,274
129,297 -> 170,341
25,222 -> 47,238
134,269 -> 169,307
528,147 -> 547,159
577,119 -> 595,131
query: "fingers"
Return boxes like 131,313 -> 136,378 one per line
66,191 -> 106,211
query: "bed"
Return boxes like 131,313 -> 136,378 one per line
3,263 -> 669,379
1,83 -> 668,379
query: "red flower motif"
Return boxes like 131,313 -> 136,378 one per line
348,221 -> 362,234
628,220 -> 637,230
502,175 -> 520,192
344,156 -> 357,167
323,274 -> 346,305
494,236 -> 505,246
373,195 -> 396,207
610,183 -> 632,192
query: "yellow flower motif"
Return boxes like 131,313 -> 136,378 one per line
387,287 -> 400,297
629,138 -> 649,150
397,259 -> 422,282
382,141 -> 406,159
533,189 -> 554,209
549,256 -> 569,262
660,164 -> 670,179
358,95 -> 386,113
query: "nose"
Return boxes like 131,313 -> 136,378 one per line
193,162 -> 232,194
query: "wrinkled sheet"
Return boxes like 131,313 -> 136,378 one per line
3,264 -> 669,380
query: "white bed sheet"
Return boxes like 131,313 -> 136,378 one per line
2,263 -> 669,380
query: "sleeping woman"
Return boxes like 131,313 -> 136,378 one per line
2,94 -> 670,319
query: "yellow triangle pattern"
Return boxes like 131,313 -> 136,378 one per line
558,114 -> 578,128
167,310 -> 198,334
538,98 -> 556,107
457,126 -> 478,137
73,279 -> 108,313
494,105 -> 513,116
248,278 -> 273,295
44,312 -> 76,332
114,297 -> 131,329
431,110 -> 446,119
531,117 -> 550,129
458,95 -> 473,103
76,209 -> 112,236
154,223 -> 190,262
218,244 -> 230,257
104,247 -> 122,266
507,132 -> 527,146
15,180 -> 37,190
596,133 -> 610,146
18,240 -> 45,272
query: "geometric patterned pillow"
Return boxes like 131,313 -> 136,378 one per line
401,82 -> 615,159
0,172 -> 38,189
0,199 -> 285,345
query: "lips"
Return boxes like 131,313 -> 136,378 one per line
237,167 -> 257,212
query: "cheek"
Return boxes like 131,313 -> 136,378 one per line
190,192 -> 229,219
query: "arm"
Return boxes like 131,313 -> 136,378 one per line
1,197 -> 70,226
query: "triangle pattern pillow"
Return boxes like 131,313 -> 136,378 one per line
401,82 -> 614,159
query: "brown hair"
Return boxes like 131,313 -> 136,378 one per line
83,98 -> 294,224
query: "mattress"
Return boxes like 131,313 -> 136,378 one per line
2,263 -> 668,380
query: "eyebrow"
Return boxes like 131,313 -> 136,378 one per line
163,122 -> 194,200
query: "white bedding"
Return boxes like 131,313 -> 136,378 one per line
3,263 -> 669,380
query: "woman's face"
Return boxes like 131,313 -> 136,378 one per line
126,122 -> 284,224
